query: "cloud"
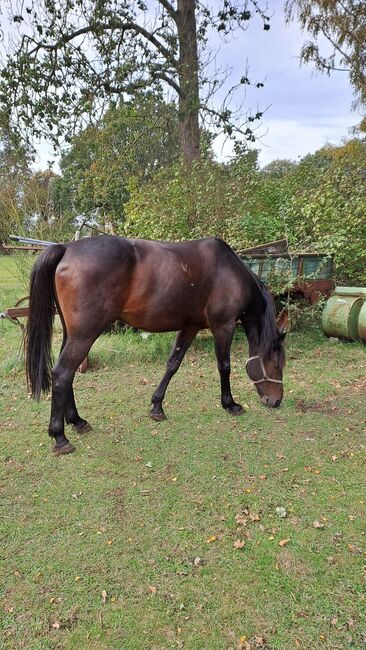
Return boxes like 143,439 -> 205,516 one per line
210,0 -> 357,165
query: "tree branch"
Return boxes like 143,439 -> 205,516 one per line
157,0 -> 177,19
27,20 -> 178,68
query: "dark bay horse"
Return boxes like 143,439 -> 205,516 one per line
26,236 -> 285,454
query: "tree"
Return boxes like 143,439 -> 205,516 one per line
261,159 -> 297,178
281,139 -> 366,282
23,170 -> 60,228
285,1 -> 366,121
53,95 -> 181,225
0,0 -> 270,162
0,128 -> 33,241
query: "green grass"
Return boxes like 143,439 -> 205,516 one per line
1,256 -> 366,649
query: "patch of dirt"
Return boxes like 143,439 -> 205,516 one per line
276,549 -> 310,577
353,377 -> 366,393
105,487 -> 127,521
295,398 -> 344,415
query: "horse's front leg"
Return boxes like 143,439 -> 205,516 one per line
149,327 -> 199,421
212,322 -> 244,415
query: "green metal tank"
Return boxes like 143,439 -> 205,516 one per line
358,301 -> 366,343
322,292 -> 363,341
330,287 -> 366,298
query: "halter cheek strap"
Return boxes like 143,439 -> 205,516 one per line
246,355 -> 283,385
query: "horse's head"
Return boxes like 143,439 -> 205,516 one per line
246,329 -> 285,407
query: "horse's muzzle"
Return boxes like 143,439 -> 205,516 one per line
261,395 -> 282,408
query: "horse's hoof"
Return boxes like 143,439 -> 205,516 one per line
148,411 -> 167,422
226,405 -> 244,416
72,421 -> 92,434
53,442 -> 75,455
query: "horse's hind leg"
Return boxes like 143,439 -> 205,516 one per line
59,335 -> 90,434
149,326 -> 199,421
212,321 -> 243,415
65,387 -> 91,434
50,337 -> 94,454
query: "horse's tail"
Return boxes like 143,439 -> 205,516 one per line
25,244 -> 67,400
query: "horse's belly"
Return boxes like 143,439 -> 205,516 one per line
120,302 -> 208,333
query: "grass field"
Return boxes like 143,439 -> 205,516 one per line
0,256 -> 366,649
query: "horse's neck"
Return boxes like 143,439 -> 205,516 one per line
243,294 -> 265,354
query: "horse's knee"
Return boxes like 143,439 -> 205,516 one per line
167,358 -> 181,374
218,360 -> 230,375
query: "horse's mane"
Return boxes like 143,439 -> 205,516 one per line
221,241 -> 285,365
258,282 -> 285,365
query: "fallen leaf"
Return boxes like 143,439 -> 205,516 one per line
235,514 -> 247,526
74,576 -> 81,581
313,520 -> 325,529
107,539 -> 113,545
52,621 -> 61,629
238,636 -> 251,650
145,461 -> 152,468
193,557 -> 203,567
348,543 -> 361,554
233,539 -> 245,549
330,617 -> 338,626
250,513 -> 261,522
101,590 -> 107,605
207,535 -> 217,543
148,586 -> 157,594
279,538 -> 290,547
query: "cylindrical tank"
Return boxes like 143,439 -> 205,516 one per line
358,301 -> 366,343
322,295 -> 363,341
331,287 -> 366,298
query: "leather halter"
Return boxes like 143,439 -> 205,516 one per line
246,355 -> 283,385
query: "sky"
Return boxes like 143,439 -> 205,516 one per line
30,0 -> 359,170
210,0 -> 358,166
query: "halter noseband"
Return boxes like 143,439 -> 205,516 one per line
246,355 -> 283,385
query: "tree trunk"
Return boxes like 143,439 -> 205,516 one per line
175,0 -> 201,162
